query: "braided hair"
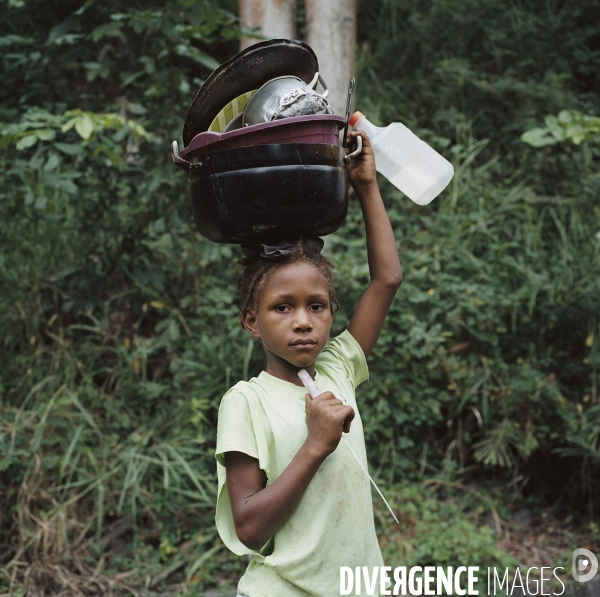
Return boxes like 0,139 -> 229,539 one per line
237,239 -> 339,327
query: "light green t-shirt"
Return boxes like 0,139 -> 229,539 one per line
215,330 -> 384,597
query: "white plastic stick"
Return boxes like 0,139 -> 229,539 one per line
298,369 -> 321,399
298,369 -> 399,524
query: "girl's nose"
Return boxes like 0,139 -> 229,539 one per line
293,308 -> 313,331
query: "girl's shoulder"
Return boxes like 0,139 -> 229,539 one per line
317,329 -> 369,390
319,329 -> 361,359
218,378 -> 262,413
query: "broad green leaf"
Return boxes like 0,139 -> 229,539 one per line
127,102 -> 147,115
99,113 -> 125,129
54,141 -> 83,155
119,70 -> 145,89
15,133 -> 38,150
84,61 -> 110,82
583,116 -> 600,131
520,128 -> 556,148
566,124 -> 585,144
47,16 -> 81,45
139,56 -> 155,75
558,110 -> 575,125
33,196 -> 47,209
90,21 -> 121,42
44,152 -> 61,171
61,117 -> 78,133
43,174 -> 78,193
0,35 -> 34,47
131,122 -> 151,141
74,114 -> 94,140
26,107 -> 58,122
112,125 -> 130,143
36,128 -> 56,141
175,43 -> 219,70
549,127 -> 565,142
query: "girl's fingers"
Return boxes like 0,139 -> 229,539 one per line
346,129 -> 371,147
332,405 -> 355,425
306,392 -> 353,424
313,392 -> 343,406
305,393 -> 312,413
342,407 -> 355,433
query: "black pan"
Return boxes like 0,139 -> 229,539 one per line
187,143 -> 348,244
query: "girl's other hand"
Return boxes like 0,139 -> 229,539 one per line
345,130 -> 377,190
304,392 -> 355,457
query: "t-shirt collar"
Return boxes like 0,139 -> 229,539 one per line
255,369 -> 323,398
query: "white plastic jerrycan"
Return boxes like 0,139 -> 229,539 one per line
349,111 -> 454,205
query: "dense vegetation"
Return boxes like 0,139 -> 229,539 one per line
1,0 -> 598,594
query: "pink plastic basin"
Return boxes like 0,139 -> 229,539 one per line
181,114 -> 345,159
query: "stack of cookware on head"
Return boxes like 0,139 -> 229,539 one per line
172,39 -> 360,244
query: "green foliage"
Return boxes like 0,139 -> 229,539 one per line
0,0 -> 247,592
473,419 -> 539,468
341,131 -> 600,488
350,0 -> 600,502
522,110 -> 600,147
376,483 -> 517,594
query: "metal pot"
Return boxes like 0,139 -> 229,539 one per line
242,73 -> 331,127
174,142 -> 349,244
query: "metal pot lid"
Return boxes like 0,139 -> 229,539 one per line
182,39 -> 319,146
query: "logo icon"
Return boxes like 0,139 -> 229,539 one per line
572,548 -> 598,583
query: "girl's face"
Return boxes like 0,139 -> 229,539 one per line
244,261 -> 333,374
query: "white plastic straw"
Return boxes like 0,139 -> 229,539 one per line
298,369 -> 399,524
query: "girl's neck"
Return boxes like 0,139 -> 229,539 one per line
265,356 -> 316,387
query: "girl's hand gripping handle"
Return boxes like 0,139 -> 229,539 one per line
298,369 -> 355,456
298,369 -> 399,524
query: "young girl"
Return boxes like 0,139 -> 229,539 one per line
215,130 -> 402,597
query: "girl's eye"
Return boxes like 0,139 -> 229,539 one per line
274,305 -> 289,312
310,304 -> 326,311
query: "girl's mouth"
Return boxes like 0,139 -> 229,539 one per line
290,338 -> 317,346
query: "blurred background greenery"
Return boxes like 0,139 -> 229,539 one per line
0,0 -> 599,594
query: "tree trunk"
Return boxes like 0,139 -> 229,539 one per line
305,0 -> 356,115
239,0 -> 298,50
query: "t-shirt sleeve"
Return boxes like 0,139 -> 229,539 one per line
319,329 -> 369,389
214,388 -> 263,557
215,389 -> 259,466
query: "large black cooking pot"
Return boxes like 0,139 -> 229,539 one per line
174,143 -> 348,244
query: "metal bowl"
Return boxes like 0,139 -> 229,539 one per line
242,74 -> 331,126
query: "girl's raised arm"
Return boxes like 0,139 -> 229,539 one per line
345,130 -> 402,358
